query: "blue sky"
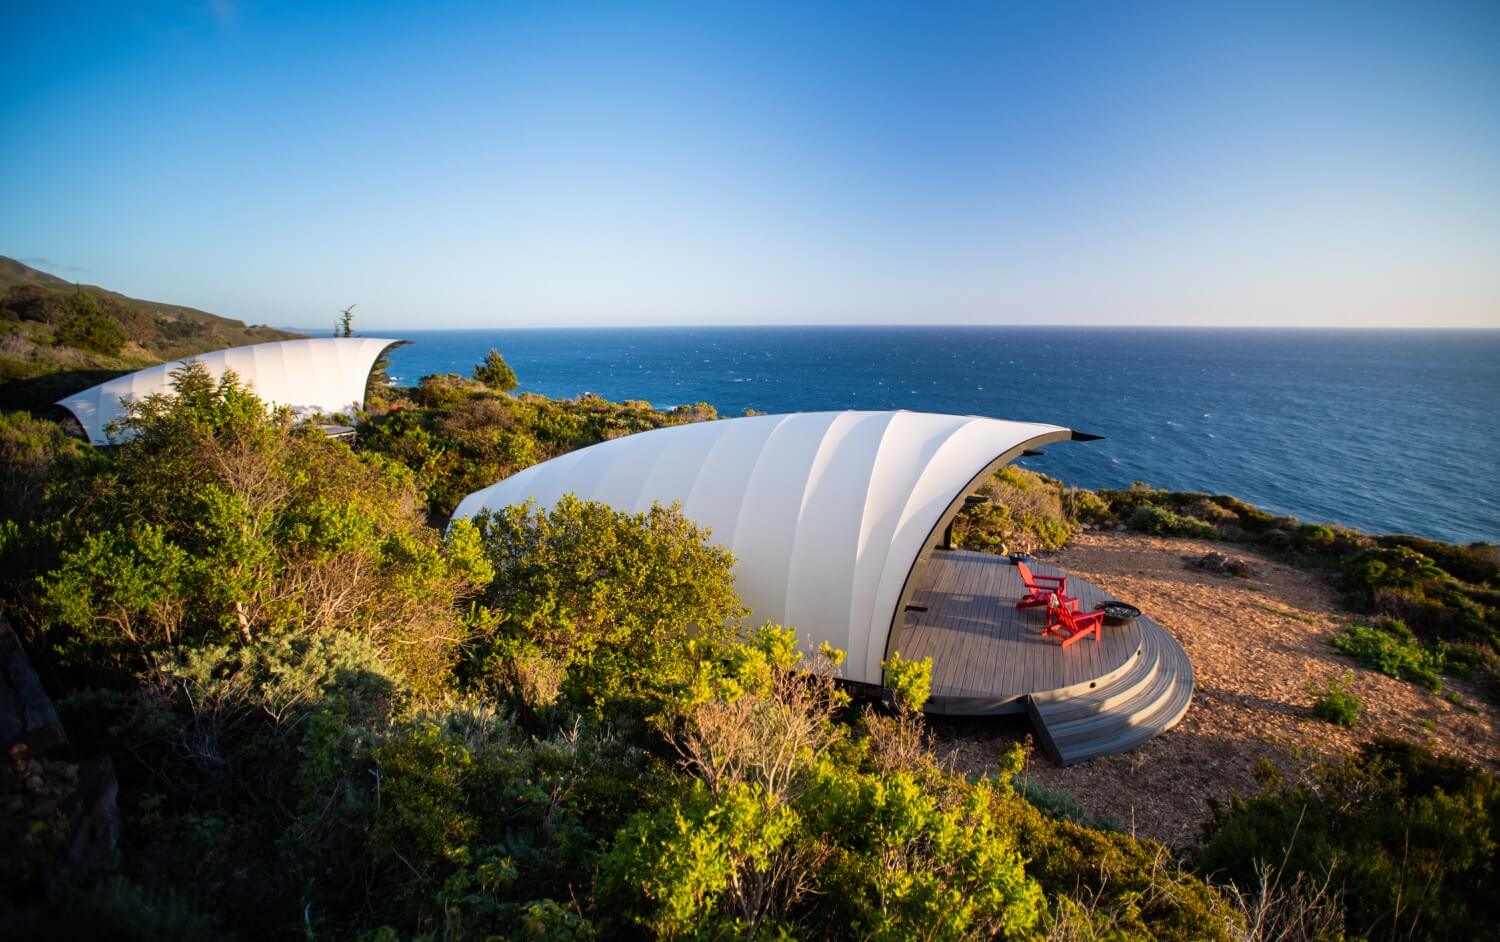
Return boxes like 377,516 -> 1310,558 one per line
2,1 -> 1496,328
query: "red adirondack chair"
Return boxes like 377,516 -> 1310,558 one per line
1044,593 -> 1104,648
1015,560 -> 1070,610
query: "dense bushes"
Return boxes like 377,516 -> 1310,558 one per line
600,628 -> 1237,941
1015,805 -> 1239,941
1330,618 -> 1446,692
53,290 -> 127,355
7,369 -> 1497,939
17,364 -> 491,694
0,408 -> 99,523
470,494 -> 746,715
358,385 -> 716,514
1125,503 -> 1220,539
0,368 -> 496,932
1198,739 -> 1500,941
950,466 -> 1082,553
355,709 -> 633,936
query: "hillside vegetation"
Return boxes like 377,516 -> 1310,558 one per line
1,370 -> 1250,940
0,256 -> 298,412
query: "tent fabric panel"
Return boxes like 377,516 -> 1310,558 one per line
250,343 -> 288,405
779,411 -> 884,665
844,412 -> 966,679
682,414 -> 789,552
729,413 -> 840,636
626,420 -> 730,515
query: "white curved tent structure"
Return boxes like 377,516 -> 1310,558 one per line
57,337 -> 400,445
452,410 -> 1079,687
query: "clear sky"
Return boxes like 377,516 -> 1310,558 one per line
2,1 -> 1497,329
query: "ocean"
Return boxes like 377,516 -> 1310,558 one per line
367,327 -> 1499,545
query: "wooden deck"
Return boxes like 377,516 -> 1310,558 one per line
896,549 -> 1194,763
899,551 -> 1140,709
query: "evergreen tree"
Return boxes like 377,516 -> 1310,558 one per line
473,348 -> 518,392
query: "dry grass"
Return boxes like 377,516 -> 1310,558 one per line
940,531 -> 1499,848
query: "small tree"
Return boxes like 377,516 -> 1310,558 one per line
336,304 -> 356,337
54,289 -> 126,355
473,348 -> 518,393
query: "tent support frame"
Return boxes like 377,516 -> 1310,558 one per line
880,428 -> 1080,679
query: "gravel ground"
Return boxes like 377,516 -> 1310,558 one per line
936,531 -> 1499,848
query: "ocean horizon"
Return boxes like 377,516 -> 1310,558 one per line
299,325 -> 1498,546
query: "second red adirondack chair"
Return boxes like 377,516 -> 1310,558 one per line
1044,593 -> 1104,648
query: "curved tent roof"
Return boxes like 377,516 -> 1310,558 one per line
57,337 -> 400,445
451,410 -> 1074,687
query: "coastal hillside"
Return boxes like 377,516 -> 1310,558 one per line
2,354 -> 1495,940
0,256 -> 300,411
951,531 -> 1497,845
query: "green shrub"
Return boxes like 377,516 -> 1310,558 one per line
1187,498 -> 1239,525
1378,534 -> 1499,586
603,778 -> 806,938
52,289 -> 127,355
882,650 -> 933,712
0,409 -> 100,525
1125,504 -> 1219,540
1330,619 -> 1444,692
1062,485 -> 1112,523
809,771 -> 1045,941
1014,797 -> 1239,940
1307,672 -> 1363,726
1197,739 -> 1500,942
416,371 -> 482,408
952,466 -> 1078,553
471,494 -> 746,713
1345,544 -> 1447,596
1016,779 -> 1120,831
1297,523 -> 1336,548
341,706 -> 625,939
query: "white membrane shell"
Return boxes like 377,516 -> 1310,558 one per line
452,410 -> 1070,685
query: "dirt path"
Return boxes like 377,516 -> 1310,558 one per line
937,531 -> 1499,848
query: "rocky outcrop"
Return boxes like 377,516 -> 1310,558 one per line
1,617 -> 119,905
1185,550 -> 1258,578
